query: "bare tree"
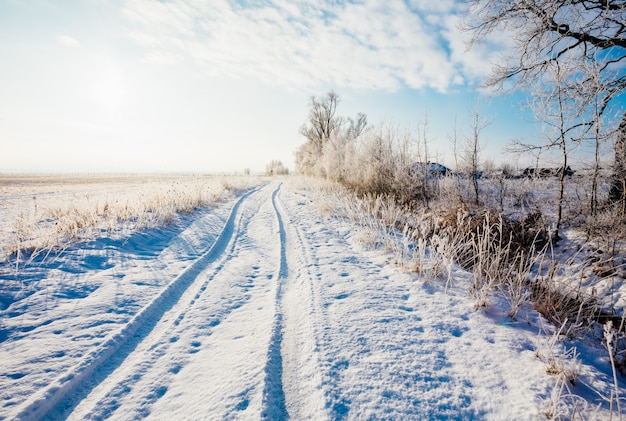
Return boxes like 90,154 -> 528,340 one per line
464,0 -> 626,202
510,60 -> 581,239
449,116 -> 461,172
296,91 -> 344,175
609,116 -> 626,215
543,61 -> 579,239
582,56 -> 612,216
463,106 -> 492,206
299,91 -> 343,149
266,160 -> 289,176
296,91 -> 369,178
346,113 -> 368,140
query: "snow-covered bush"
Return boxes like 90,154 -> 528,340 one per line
265,160 -> 290,176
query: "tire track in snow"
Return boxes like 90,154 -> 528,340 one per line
260,184 -> 288,420
127,181 -> 286,418
69,189 -> 265,420
15,186 -> 262,421
71,182 -> 287,419
276,185 -> 330,419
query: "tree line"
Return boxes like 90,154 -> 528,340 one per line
295,0 -> 625,241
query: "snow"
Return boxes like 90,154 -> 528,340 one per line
0,178 -> 623,419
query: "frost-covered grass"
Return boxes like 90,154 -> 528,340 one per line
311,170 -> 626,313
0,176 -> 623,419
0,174 -> 261,271
304,175 -> 626,418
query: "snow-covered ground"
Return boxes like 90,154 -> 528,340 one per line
0,179 -> 623,419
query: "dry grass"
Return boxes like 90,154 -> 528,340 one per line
310,169 -> 626,320
0,174 -> 261,271
305,172 -> 626,418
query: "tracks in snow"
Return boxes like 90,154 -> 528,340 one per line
15,181 -> 326,420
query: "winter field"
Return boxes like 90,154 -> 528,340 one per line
0,174 -> 624,419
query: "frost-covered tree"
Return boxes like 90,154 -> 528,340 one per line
539,61 -> 580,238
265,160 -> 289,176
465,0 -> 625,92
609,115 -> 626,213
296,91 -> 367,177
296,91 -> 343,175
463,106 -> 491,206
464,0 -> 626,205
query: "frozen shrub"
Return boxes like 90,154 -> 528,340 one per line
266,160 -> 289,176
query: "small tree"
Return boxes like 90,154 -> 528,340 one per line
463,106 -> 491,206
266,160 -> 289,176
582,57 -> 612,217
547,61 -> 577,240
296,91 -> 367,178
510,60 -> 582,240
296,91 -> 343,175
609,116 -> 626,215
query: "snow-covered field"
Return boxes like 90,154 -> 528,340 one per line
0,177 -> 623,419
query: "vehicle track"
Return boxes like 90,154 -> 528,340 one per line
259,186 -> 288,420
71,182 -> 286,420
13,181 -> 333,420
276,185 -> 329,419
15,184 -> 262,420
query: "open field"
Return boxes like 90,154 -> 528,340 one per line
0,173 -> 260,269
0,174 -> 624,419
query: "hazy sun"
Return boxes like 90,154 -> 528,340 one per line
90,59 -> 126,108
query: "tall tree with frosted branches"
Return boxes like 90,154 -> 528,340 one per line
464,0 -> 626,205
296,91 -> 343,175
295,91 -> 368,177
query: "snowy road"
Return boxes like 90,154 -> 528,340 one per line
11,182 -> 294,419
55,183 -> 295,419
2,180 -> 619,419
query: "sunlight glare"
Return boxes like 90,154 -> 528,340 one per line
90,59 -> 126,108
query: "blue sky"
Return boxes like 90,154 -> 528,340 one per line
0,0 -> 543,173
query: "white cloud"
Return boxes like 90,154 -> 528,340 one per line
143,50 -> 180,65
121,0 -> 510,92
57,35 -> 80,48
407,0 -> 456,13
441,14 -> 515,86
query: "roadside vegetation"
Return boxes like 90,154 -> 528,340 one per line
296,114 -> 626,417
0,174 -> 260,272
294,1 -> 626,415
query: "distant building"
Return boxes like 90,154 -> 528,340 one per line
522,166 -> 574,178
409,162 -> 450,178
